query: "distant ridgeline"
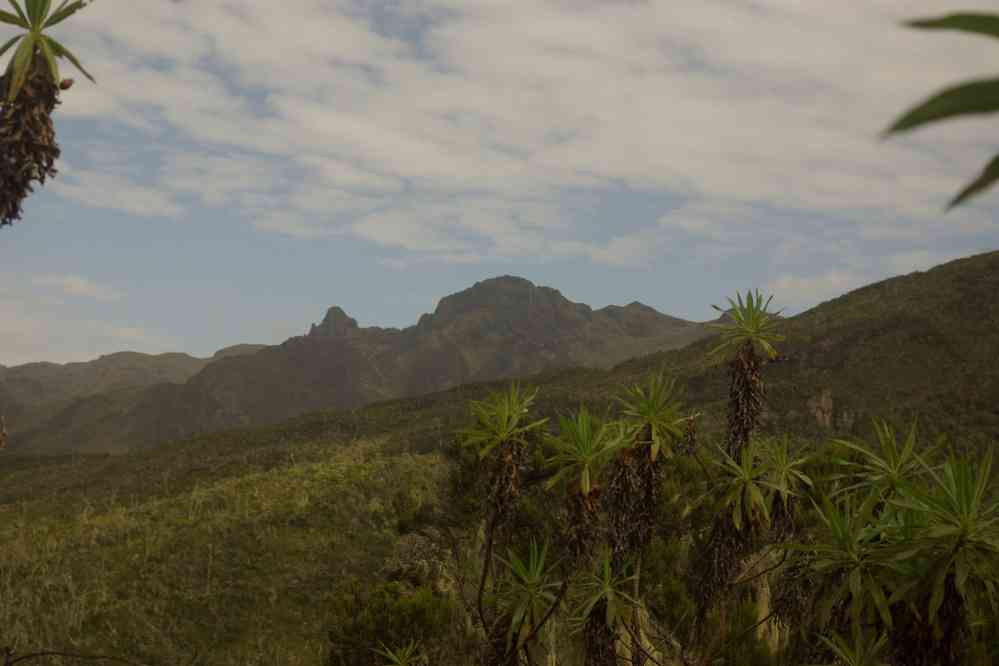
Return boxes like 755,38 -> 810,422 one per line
1,276 -> 717,454
2,251 -> 998,454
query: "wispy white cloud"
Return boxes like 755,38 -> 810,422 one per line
50,0 -> 996,271
0,0 -> 993,359
767,270 -> 867,311
0,296 -> 176,366
47,162 -> 185,219
33,274 -> 122,302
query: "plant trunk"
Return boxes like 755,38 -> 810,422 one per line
629,556 -> 646,666
726,341 -> 764,460
752,557 -> 782,653
583,601 -> 618,666
1,49 -> 63,227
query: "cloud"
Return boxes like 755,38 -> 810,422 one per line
32,275 -> 122,302
48,161 -> 185,219
0,297 -> 176,366
37,1 -> 999,279
32,275 -> 121,302
767,270 -> 868,312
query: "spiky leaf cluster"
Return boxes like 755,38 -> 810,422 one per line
884,12 -> 999,208
1,0 -> 96,227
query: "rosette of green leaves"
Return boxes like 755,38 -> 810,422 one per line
461,383 -> 548,460
0,0 -> 97,103
707,289 -> 785,361
544,407 -> 622,497
788,492 -> 894,632
883,451 -> 999,632
713,440 -> 773,532
615,371 -> 689,462
371,639 -> 426,666
494,538 -> 563,652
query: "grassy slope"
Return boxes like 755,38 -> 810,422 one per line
0,249 -> 997,664
0,416 -> 450,665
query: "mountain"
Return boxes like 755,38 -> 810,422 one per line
0,351 -> 206,409
5,276 -> 716,453
0,346 -> 268,414
0,250 -> 996,665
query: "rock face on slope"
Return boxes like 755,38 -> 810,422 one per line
9,276 -> 716,453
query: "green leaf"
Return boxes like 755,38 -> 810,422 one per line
43,0 -> 86,28
907,13 -> 999,40
37,33 -> 58,83
6,0 -> 27,26
42,34 -> 94,82
0,34 -> 23,61
869,577 -> 893,631
24,0 -> 40,26
948,153 -> 999,209
0,8 -> 28,26
885,77 -> 999,135
928,558 -> 953,624
5,31 -> 34,103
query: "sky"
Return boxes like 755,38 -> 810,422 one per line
0,0 -> 997,366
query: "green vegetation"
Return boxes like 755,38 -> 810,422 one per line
0,0 -> 96,227
885,11 -> 999,208
0,249 -> 998,664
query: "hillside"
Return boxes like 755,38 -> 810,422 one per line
0,351 -> 207,409
6,276 -> 716,454
0,345 -> 268,418
0,250 -> 996,664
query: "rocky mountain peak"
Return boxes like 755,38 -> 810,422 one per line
308,306 -> 359,338
431,275 -> 580,323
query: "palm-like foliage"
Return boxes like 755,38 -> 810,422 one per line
461,384 -> 549,648
708,290 -> 784,461
814,629 -> 889,666
545,407 -> 621,499
1,0 -> 97,227
462,384 -> 548,462
763,435 -> 813,509
615,372 -> 689,462
762,435 -> 814,539
494,539 -> 564,653
372,639 -> 427,666
794,438 -> 999,665
1,0 -> 97,102
830,418 -> 928,501
604,372 -> 690,562
714,442 -> 772,534
883,12 -> 999,208
571,551 -> 640,666
545,408 -> 621,564
885,452 -> 999,635
572,552 -> 640,629
792,493 -> 894,632
707,290 -> 785,361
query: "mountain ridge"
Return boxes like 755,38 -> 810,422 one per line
5,275 -> 715,453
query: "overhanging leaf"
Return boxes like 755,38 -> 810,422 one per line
43,34 -> 94,82
907,13 -> 999,40
0,8 -> 28,26
43,0 -> 86,28
0,34 -> 23,61
948,153 -> 999,209
885,77 -> 999,135
6,0 -> 27,26
6,31 -> 34,103
24,0 -> 41,26
37,32 -> 58,83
